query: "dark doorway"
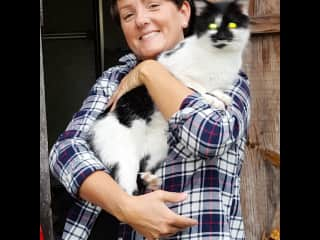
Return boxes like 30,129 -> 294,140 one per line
41,0 -> 128,239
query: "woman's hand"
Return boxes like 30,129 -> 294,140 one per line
121,190 -> 198,240
80,172 -> 197,240
107,59 -> 157,111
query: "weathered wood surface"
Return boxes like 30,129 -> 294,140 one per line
240,0 -> 280,239
40,24 -> 54,240
250,15 -> 280,35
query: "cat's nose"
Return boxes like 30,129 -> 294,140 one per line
212,30 -> 233,41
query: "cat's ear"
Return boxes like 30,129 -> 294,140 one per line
193,0 -> 210,16
239,1 -> 249,15
231,0 -> 249,16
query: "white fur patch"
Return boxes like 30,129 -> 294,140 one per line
215,15 -> 223,27
90,111 -> 168,195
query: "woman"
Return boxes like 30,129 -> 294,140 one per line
49,0 -> 250,239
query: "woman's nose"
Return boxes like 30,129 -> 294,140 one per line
135,9 -> 150,28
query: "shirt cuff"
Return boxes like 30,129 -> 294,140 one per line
167,92 -> 209,144
70,158 -> 110,198
53,138 -> 112,199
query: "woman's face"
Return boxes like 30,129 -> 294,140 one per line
117,0 -> 190,60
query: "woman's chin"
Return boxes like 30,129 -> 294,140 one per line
139,49 -> 163,60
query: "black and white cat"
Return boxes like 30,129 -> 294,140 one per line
89,0 -> 250,195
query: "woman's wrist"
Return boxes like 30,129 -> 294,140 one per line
111,193 -> 134,223
79,171 -> 133,222
137,59 -> 194,119
138,59 -> 161,84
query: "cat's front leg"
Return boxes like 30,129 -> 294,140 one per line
211,89 -> 232,106
204,90 -> 232,110
203,94 -> 225,109
117,161 -> 140,196
139,172 -> 162,191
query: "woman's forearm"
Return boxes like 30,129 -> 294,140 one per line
79,170 -> 130,222
139,60 -> 194,120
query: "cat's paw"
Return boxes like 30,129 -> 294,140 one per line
203,94 -> 226,110
211,90 -> 232,106
204,90 -> 232,110
140,172 -> 162,191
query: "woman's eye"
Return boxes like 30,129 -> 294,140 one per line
148,3 -> 160,9
228,22 -> 237,29
123,13 -> 134,21
208,23 -> 217,30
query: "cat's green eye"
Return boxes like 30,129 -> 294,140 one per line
228,22 -> 237,29
208,23 -> 217,30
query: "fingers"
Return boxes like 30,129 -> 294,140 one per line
110,96 -> 119,112
106,93 -> 116,110
158,226 -> 180,238
157,190 -> 188,203
106,89 -> 120,112
126,190 -> 198,240
170,214 -> 198,229
107,80 -> 128,112
106,65 -> 143,112
155,190 -> 199,228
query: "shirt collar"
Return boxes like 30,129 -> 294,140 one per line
118,53 -> 138,69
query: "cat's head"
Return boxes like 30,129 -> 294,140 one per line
193,0 -> 250,51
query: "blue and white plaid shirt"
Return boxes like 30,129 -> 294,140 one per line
49,53 -> 251,240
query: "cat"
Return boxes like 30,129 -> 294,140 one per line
89,0 -> 250,195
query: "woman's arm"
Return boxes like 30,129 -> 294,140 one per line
167,71 -> 251,159
108,59 -> 194,119
138,60 -> 195,120
108,60 -> 251,159
79,171 -> 197,239
49,62 -> 197,239
48,68 -> 121,197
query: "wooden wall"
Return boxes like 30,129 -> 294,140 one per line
241,0 -> 280,239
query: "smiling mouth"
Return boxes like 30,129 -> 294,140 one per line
139,31 -> 159,40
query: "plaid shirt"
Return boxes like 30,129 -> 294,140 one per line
49,53 -> 251,240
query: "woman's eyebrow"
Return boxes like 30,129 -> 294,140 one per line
118,4 -> 132,11
117,0 -> 134,11
118,0 -> 153,10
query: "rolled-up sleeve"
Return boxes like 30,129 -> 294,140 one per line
168,72 -> 250,159
49,67 -> 127,198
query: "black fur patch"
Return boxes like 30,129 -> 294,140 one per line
214,43 -> 227,48
109,163 -> 119,181
139,154 -> 151,173
149,161 -> 163,174
114,86 -> 155,127
195,1 -> 249,38
135,155 -> 151,195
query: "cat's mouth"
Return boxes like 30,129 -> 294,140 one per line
214,43 -> 227,49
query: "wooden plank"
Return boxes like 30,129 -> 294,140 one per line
241,31 -> 280,240
250,15 -> 280,34
249,0 -> 280,16
40,24 -> 54,240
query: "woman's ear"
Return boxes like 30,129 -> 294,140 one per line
179,0 -> 191,28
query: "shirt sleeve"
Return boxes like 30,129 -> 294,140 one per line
168,72 -> 251,159
48,66 -> 127,198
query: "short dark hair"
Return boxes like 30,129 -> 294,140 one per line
110,0 -> 195,37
